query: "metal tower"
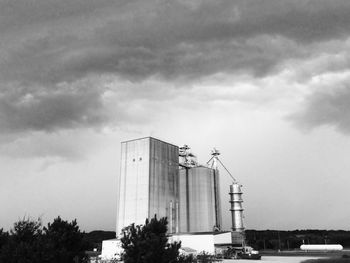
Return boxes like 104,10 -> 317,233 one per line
229,183 -> 244,232
207,148 -> 245,244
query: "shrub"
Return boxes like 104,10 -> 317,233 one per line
120,215 -> 181,263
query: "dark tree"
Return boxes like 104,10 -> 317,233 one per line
0,229 -> 9,251
0,217 -> 44,263
120,215 -> 181,263
0,216 -> 87,263
43,216 -> 86,263
83,230 -> 116,251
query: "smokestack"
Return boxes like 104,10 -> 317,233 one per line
229,183 -> 244,232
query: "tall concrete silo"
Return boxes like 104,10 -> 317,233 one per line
116,137 -> 179,235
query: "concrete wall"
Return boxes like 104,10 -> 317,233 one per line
101,239 -> 122,260
116,138 -> 151,235
116,137 -> 179,235
170,233 -> 216,254
170,232 -> 231,254
148,137 -> 179,233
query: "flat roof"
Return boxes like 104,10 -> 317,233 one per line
121,136 -> 178,148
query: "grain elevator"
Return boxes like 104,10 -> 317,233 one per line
116,137 -> 179,235
102,136 -> 247,259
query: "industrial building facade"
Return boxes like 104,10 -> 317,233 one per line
116,137 -> 179,235
116,137 -> 222,235
102,137 -> 244,259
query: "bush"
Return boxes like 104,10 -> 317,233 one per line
177,254 -> 196,263
120,215 -> 181,263
196,251 -> 218,263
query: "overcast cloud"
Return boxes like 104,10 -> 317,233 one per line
1,0 -> 350,134
292,84 -> 350,134
1,0 -> 350,231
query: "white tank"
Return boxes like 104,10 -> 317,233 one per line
300,244 -> 343,251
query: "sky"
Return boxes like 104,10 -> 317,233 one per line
1,0 -> 350,233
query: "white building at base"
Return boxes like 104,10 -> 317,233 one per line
170,231 -> 232,254
101,239 -> 122,260
101,231 -> 232,260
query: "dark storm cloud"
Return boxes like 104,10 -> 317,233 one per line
0,84 -> 109,133
60,0 -> 350,80
3,0 -> 350,84
2,0 -> 350,133
291,87 -> 350,134
0,0 -> 122,31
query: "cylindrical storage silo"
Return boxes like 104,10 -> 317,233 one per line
229,183 -> 244,232
178,166 -> 222,233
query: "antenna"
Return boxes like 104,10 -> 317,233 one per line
207,148 -> 236,182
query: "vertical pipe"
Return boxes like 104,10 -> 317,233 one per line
216,169 -> 222,229
169,200 -> 173,233
176,202 -> 179,233
174,147 -> 179,233
148,138 -> 152,219
185,168 -> 190,232
213,169 -> 220,230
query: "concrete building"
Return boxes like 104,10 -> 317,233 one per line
102,137 -> 233,260
116,137 -> 179,235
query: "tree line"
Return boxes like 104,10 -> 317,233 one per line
245,229 -> 350,250
0,216 -> 89,263
3,215 -> 349,262
0,215 -> 193,263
